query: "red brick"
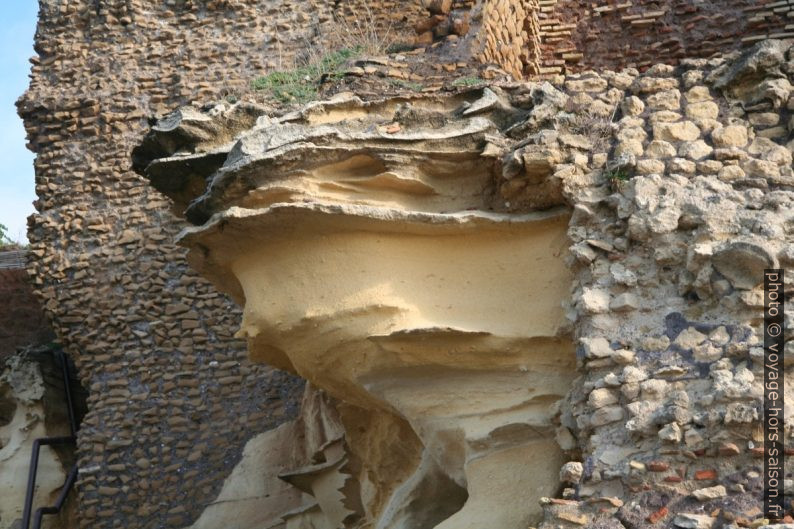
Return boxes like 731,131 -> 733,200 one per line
694,469 -> 718,480
647,507 -> 668,524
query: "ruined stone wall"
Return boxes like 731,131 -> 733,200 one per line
16,1 -> 428,528
411,0 -> 543,78
412,0 -> 794,79
409,0 -> 794,80
537,0 -> 794,75
532,41 -> 794,527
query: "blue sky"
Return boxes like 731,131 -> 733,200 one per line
1,3 -> 38,244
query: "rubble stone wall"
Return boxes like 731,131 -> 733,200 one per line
410,0 -> 794,79
16,1 -> 428,528
535,41 -> 794,527
537,0 -> 794,76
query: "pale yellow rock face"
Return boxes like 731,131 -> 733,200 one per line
186,423 -> 304,529
0,356 -> 68,529
184,203 -> 575,528
227,210 -> 571,382
137,91 -> 577,528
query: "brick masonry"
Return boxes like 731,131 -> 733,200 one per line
537,0 -> 794,75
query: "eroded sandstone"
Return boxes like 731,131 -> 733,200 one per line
0,350 -> 80,529
136,89 -> 578,527
134,38 -> 794,529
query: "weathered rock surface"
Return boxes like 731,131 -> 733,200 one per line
137,89 -> 578,527
0,350 -> 81,529
137,39 -> 794,529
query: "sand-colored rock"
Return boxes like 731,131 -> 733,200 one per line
0,353 -> 70,529
185,423 -> 304,529
137,90 -> 576,528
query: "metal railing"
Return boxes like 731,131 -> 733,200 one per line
20,349 -> 79,529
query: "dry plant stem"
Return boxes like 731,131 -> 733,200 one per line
331,4 -> 397,56
561,104 -> 617,153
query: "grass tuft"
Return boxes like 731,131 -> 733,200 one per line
605,167 -> 632,191
251,47 -> 362,103
250,5 -> 411,104
557,103 -> 617,153
452,77 -> 485,87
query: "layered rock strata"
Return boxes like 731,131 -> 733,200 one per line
136,90 -> 578,527
137,40 -> 794,528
